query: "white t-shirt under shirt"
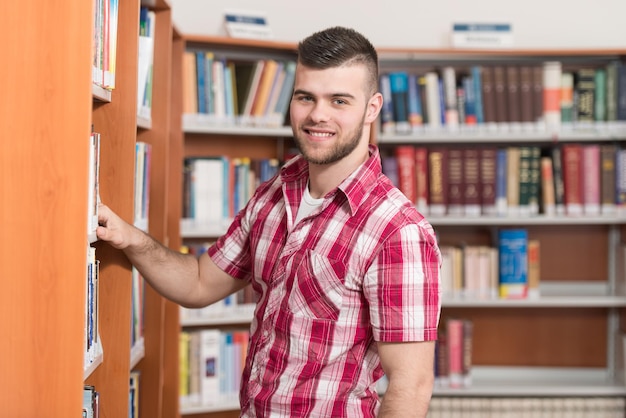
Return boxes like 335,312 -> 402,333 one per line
294,183 -> 324,224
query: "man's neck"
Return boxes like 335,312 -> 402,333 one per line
307,144 -> 370,199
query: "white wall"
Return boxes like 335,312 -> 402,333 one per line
171,0 -> 626,49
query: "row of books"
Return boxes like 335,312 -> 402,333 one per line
182,156 -> 280,226
92,0 -> 119,90
82,385 -> 100,418
179,328 -> 250,408
85,246 -> 101,371
182,51 -> 296,128
380,60 -> 626,135
129,371 -> 140,418
137,7 -> 155,121
435,318 -> 474,389
426,396 -> 626,417
383,143 -> 626,218
133,141 -> 152,232
440,232 -> 540,301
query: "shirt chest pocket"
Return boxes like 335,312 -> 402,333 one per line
286,251 -> 347,321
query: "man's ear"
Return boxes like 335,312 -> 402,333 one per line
365,92 -> 383,124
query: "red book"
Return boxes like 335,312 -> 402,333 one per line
428,148 -> 449,216
463,148 -> 481,216
562,144 -> 583,216
414,147 -> 429,215
582,144 -> 600,215
446,318 -> 464,388
447,148 -> 465,216
480,147 -> 497,216
394,145 -> 417,204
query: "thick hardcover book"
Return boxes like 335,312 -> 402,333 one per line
447,148 -> 465,215
395,145 -> 417,203
481,66 -> 497,127
446,318 -> 465,388
199,329 -> 221,405
532,65 -> 544,125
471,66 -> 484,125
529,146 -> 541,215
517,146 -> 533,216
498,228 -> 528,299
606,60 -> 620,122
575,68 -> 596,123
415,147 -> 429,215
480,147 -> 497,216
519,66 -> 534,127
595,68 -> 607,122
463,148 -> 482,216
506,65 -> 521,128
562,144 -> 584,216
582,144 -> 601,215
379,74 -> 396,134
493,66 -> 509,125
527,240 -> 541,299
429,148 -> 449,216
560,72 -> 575,123
543,61 -> 562,134
551,146 -> 566,215
442,66 -> 459,128
495,148 -> 508,216
506,147 -> 521,216
407,73 -> 424,129
600,144 -> 617,214
540,156 -> 556,216
389,71 -> 411,133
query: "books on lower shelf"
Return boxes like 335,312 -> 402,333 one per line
179,328 -> 250,410
439,230 -> 539,301
381,143 -> 626,219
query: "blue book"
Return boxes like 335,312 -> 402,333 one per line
195,51 -> 207,114
498,229 -> 528,299
407,74 -> 423,128
388,71 -> 411,133
471,66 -> 484,124
495,148 -> 508,216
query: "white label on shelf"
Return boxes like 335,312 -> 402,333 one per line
224,10 -> 273,40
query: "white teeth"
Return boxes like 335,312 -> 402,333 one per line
310,132 -> 333,137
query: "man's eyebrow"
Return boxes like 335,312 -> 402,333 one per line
293,89 -> 356,100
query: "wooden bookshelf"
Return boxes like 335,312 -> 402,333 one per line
1,0 -> 181,416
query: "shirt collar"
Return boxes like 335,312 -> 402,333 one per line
280,144 -> 383,216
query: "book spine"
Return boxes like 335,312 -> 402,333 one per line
498,228 -> 529,299
543,61 -> 563,134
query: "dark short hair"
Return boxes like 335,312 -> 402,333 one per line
297,26 -> 379,95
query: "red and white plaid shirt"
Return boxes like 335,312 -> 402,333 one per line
208,145 -> 442,417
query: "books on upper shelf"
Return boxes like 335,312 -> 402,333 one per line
182,48 -> 296,129
134,141 -> 152,232
92,0 -> 120,90
378,59 -> 626,138
137,7 -> 155,121
380,144 -> 626,219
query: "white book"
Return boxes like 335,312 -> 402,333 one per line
190,158 -> 226,225
199,329 -> 221,405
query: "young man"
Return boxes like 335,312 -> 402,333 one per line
97,26 -> 441,417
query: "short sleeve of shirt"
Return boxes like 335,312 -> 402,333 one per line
364,219 -> 441,343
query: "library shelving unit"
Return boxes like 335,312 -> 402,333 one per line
1,0 -> 180,416
375,47 -> 626,404
177,36 -> 298,417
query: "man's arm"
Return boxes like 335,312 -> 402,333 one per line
377,340 -> 436,418
96,203 -> 247,307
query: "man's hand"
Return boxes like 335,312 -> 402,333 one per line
96,203 -> 134,249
